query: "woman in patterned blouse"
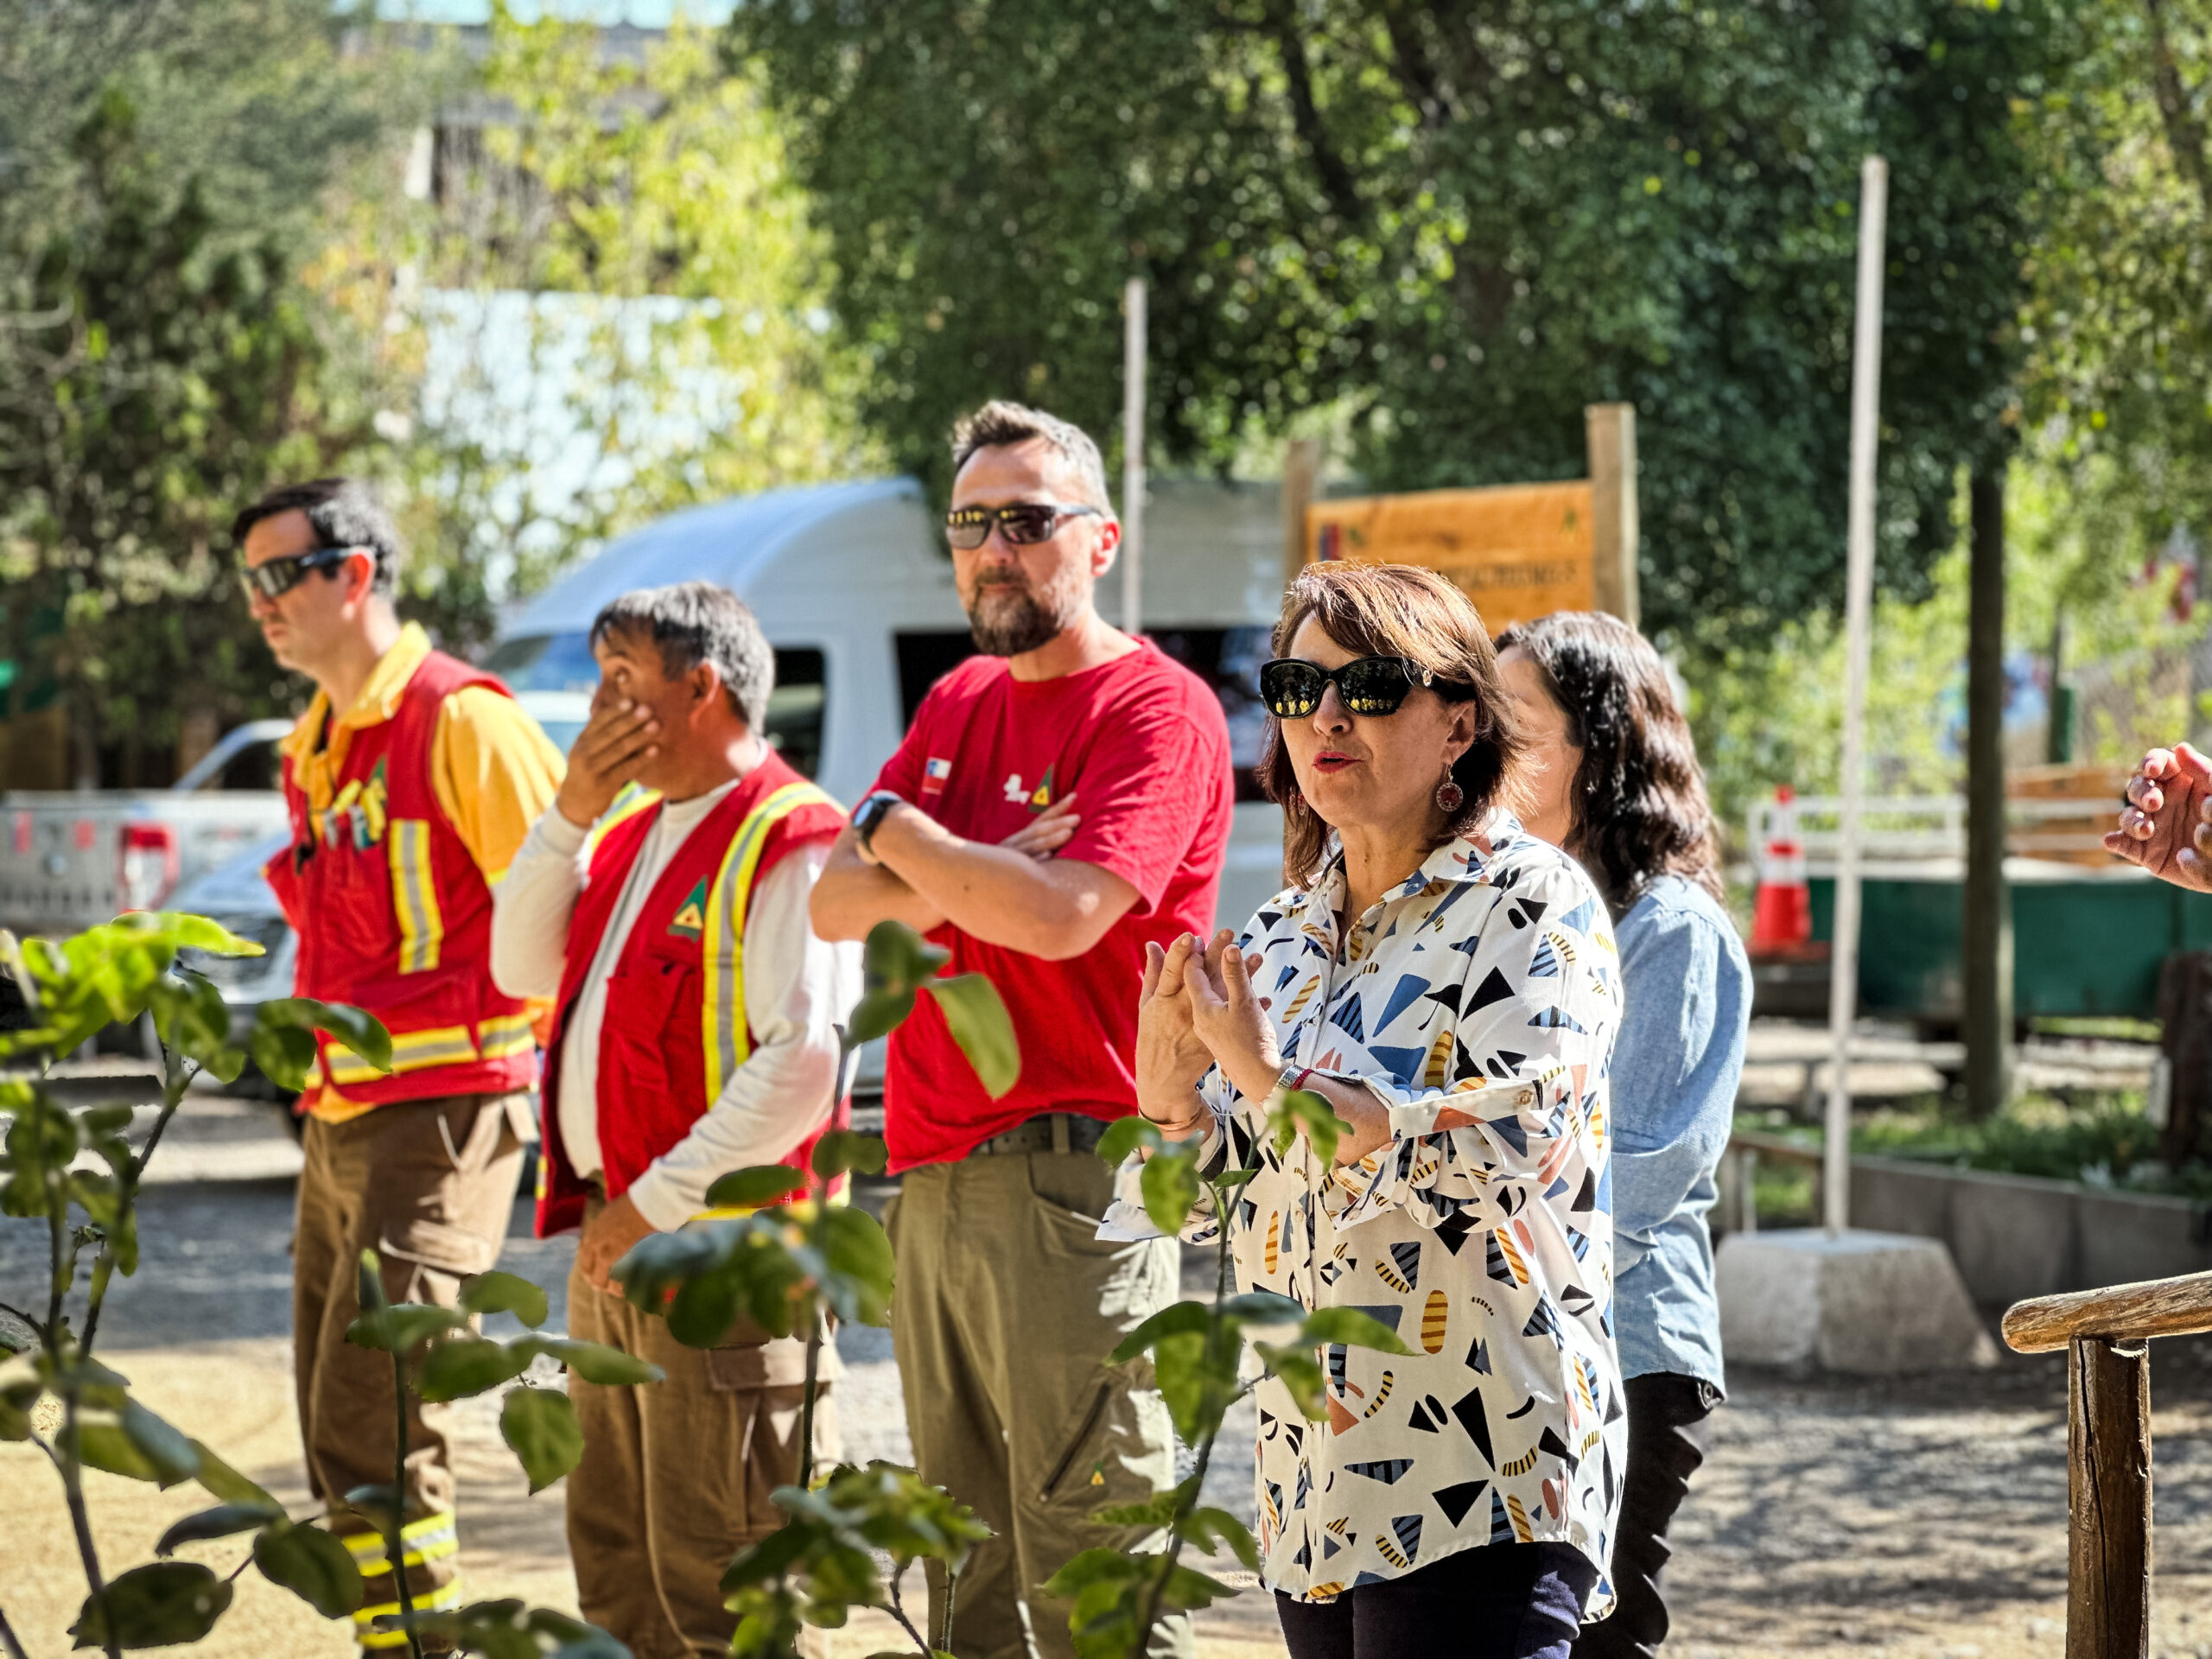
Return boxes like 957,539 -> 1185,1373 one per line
1115,563 -> 1627,1659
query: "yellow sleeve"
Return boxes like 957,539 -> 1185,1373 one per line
431,687 -> 568,886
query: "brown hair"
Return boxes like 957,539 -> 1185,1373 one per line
1491,610 -> 1724,914
949,400 -> 1113,511
1261,563 -> 1529,889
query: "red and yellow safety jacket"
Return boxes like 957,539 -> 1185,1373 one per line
265,650 -> 540,1107
534,751 -> 849,1238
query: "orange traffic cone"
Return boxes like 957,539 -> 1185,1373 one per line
1749,785 -> 1815,958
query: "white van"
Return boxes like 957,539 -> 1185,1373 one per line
483,474 -> 1294,933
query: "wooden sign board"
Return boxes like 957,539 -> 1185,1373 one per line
1307,480 -> 1598,634
1293,404 -> 1640,632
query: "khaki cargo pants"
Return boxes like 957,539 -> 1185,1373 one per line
565,1195 -> 843,1659
292,1091 -> 531,1649
887,1142 -> 1195,1659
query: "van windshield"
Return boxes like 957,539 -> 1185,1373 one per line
483,632 -> 827,780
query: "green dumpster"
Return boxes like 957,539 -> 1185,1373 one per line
1808,859 -> 2212,1022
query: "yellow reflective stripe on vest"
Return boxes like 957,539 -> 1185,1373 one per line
585,782 -> 664,862
325,1023 -> 477,1085
478,1011 -> 537,1059
701,781 -> 840,1103
387,819 -> 444,974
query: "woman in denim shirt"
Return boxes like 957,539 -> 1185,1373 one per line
1494,612 -> 1750,1659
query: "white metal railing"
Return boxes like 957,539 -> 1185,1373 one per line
1746,793 -> 2120,863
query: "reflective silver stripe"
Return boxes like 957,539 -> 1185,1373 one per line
388,819 -> 442,973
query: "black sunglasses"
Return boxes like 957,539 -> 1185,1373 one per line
1259,655 -> 1436,719
944,502 -> 1101,550
238,544 -> 365,601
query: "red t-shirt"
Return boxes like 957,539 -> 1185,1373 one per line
873,642 -> 1234,1170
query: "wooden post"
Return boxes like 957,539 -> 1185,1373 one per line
2068,1336 -> 2152,1659
1965,469 -> 2013,1118
1281,437 -> 1321,585
1584,404 -> 1639,626
1122,276 -> 1147,635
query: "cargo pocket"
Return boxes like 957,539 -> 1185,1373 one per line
1036,1377 -> 1114,1505
376,1215 -> 499,1306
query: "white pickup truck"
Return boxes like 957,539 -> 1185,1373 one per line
0,720 -> 296,938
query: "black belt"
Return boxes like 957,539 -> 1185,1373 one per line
965,1113 -> 1109,1159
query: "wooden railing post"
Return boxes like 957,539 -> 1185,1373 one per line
2069,1336 -> 2152,1659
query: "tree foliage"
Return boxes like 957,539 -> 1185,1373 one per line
0,0 -> 405,779
734,0 -> 2056,649
393,6 -> 876,607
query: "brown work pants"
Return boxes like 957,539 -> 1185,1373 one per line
293,1091 -> 530,1649
564,1198 -> 842,1659
887,1147 -> 1194,1659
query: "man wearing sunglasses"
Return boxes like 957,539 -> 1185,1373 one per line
812,401 -> 1232,1659
234,477 -> 564,1650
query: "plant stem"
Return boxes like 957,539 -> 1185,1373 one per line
0,1601 -> 30,1659
797,1316 -> 822,1492
60,1388 -> 122,1659
938,1565 -> 962,1657
885,1565 -> 931,1657
80,1059 -> 189,1357
389,1341 -> 423,1659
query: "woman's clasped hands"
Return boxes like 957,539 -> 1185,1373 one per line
1136,929 -> 1286,1135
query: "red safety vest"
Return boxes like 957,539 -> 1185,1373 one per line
535,752 -> 849,1238
266,651 -> 538,1108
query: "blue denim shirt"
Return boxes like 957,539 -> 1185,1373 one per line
1610,874 -> 1749,1389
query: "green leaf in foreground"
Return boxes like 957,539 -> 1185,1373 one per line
702,1165 -> 808,1210
458,1270 -> 550,1329
922,972 -> 1020,1098
71,1560 -> 233,1649
155,1501 -> 285,1556
255,1520 -> 365,1618
501,1385 -> 585,1494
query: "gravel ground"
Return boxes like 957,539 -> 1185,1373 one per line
10,1086 -> 2212,1659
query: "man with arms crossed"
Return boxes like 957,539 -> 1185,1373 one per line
238,478 -> 563,1649
490,582 -> 858,1658
812,402 -> 1234,1659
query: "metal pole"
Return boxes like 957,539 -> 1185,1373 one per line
1122,276 -> 1147,637
1826,155 -> 1887,1238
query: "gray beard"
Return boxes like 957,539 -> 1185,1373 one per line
965,584 -> 1065,658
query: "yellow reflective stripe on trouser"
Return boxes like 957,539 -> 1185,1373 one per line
478,1011 -> 537,1059
324,1024 -> 479,1085
348,1512 -> 461,1648
344,1510 -> 461,1572
388,819 -> 444,974
354,1579 -> 465,1649
701,781 -> 841,1101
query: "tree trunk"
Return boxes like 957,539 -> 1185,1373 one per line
1964,470 -> 2012,1117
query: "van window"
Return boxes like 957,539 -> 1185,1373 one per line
1148,627 -> 1274,803
765,649 -> 825,779
895,631 -> 978,728
482,632 -> 826,781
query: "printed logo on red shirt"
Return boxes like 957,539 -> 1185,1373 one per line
666,877 -> 709,938
1025,764 -> 1057,815
922,756 -> 952,798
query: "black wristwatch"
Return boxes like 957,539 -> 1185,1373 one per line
850,790 -> 906,864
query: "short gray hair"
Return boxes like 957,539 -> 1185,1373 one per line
950,401 -> 1113,512
588,582 -> 773,729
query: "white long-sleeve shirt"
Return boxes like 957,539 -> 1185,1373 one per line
490,787 -> 861,1232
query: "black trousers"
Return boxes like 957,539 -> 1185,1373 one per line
1571,1372 -> 1718,1659
1276,1541 -> 1596,1659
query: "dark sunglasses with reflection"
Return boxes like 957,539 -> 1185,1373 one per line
237,544 -> 368,601
944,502 -> 1101,551
1258,655 -> 1442,719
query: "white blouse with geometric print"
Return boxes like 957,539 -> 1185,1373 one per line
1105,815 -> 1627,1618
